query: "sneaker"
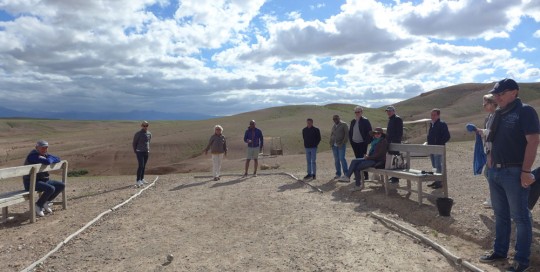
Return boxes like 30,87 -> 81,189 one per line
141,179 -> 149,184
253,173 -> 257,177
213,177 -> 219,181
349,186 -> 362,192
483,199 -> 492,208
506,262 -> 530,272
338,176 -> 350,183
333,175 -> 340,180
35,204 -> 45,217
217,176 -> 221,180
43,201 -> 53,213
303,174 -> 312,180
241,173 -> 248,178
479,252 -> 507,263
136,180 -> 143,187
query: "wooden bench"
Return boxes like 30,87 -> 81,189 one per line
361,144 -> 448,205
0,160 -> 68,223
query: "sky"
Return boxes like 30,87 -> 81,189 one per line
0,0 -> 539,116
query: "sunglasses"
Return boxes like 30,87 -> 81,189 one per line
373,132 -> 381,135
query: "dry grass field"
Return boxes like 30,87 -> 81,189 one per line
1,83 -> 540,271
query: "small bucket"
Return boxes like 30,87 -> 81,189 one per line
436,197 -> 454,217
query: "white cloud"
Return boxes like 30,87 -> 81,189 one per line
0,0 -> 538,116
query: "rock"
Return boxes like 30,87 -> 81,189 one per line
166,254 -> 174,262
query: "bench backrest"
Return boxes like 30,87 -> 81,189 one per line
0,161 -> 69,180
388,143 -> 447,174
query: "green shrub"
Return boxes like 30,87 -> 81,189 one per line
68,169 -> 89,177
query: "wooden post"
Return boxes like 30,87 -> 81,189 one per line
61,161 -> 68,210
29,167 -> 37,223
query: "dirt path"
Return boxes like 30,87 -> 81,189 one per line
32,174 -> 460,272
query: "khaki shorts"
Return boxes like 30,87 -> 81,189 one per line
246,147 -> 260,160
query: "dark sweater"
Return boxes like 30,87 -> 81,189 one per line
302,126 -> 321,148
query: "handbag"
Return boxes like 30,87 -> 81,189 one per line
385,153 -> 407,170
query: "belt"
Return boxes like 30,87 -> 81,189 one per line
493,163 -> 522,169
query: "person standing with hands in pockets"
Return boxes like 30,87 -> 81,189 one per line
133,121 -> 152,188
243,120 -> 263,178
478,79 -> 539,272
204,125 -> 227,181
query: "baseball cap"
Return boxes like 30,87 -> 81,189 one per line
489,78 -> 519,94
36,140 -> 48,147
385,106 -> 396,112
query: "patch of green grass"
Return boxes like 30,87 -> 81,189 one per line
68,169 -> 89,177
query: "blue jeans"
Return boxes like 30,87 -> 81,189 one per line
488,167 -> 531,266
23,179 -> 65,207
430,154 -> 442,173
136,151 -> 149,181
346,159 -> 376,187
305,148 -> 317,175
332,144 -> 348,176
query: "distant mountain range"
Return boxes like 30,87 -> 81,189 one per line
0,106 -> 215,121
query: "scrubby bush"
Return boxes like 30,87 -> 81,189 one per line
68,169 -> 89,177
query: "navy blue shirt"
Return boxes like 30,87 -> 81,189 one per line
491,99 -> 540,165
427,119 -> 450,146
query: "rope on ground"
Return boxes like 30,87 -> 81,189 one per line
20,176 -> 159,272
370,212 -> 484,272
278,172 -> 324,193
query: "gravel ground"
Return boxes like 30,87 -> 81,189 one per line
1,141 -> 540,272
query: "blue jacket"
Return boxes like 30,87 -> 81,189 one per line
244,127 -> 264,148
386,114 -> 403,144
22,149 -> 61,184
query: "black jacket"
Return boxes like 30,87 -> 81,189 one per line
427,119 -> 450,145
302,126 -> 321,148
386,114 -> 403,144
349,117 -> 372,144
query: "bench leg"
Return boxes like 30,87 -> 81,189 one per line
383,175 -> 389,196
2,207 -> 7,222
417,181 -> 423,205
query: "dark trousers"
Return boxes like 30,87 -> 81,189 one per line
24,179 -> 65,207
136,151 -> 149,181
350,141 -> 369,179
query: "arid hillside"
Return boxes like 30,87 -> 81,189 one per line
0,82 -> 538,176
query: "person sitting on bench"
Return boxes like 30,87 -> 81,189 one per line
22,140 -> 64,217
339,127 -> 388,191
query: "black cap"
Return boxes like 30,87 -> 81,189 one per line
489,78 -> 519,94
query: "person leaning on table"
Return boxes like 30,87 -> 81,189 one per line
22,140 -> 64,217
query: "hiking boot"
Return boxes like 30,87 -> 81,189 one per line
431,181 -> 443,189
43,201 -> 53,213
389,177 -> 399,184
312,175 -> 316,180
479,252 -> 507,263
506,262 -> 530,272
35,204 -> 45,217
303,174 -> 312,180
213,177 -> 219,181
